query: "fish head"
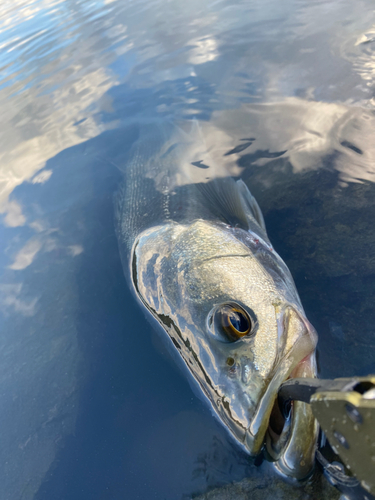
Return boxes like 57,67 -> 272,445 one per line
131,219 -> 318,479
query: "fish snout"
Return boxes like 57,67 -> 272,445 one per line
244,306 -> 319,479
279,305 -> 318,361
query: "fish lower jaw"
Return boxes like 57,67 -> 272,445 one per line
265,353 -> 318,481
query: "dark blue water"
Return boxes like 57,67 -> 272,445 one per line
1,0 -> 375,499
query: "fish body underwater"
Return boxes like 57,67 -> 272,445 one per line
116,121 -> 319,480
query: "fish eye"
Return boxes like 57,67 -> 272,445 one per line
215,304 -> 252,342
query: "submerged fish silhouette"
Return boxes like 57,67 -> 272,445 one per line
116,121 -> 318,480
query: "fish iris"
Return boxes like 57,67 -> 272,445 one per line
219,305 -> 251,341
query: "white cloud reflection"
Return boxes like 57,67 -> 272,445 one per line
8,237 -> 43,270
188,36 -> 219,65
32,170 -> 52,184
0,0 -> 119,225
204,98 -> 375,185
0,65 -> 116,229
1,200 -> 26,227
0,283 -> 38,316
68,245 -> 84,256
139,96 -> 375,191
352,26 -> 375,98
6,222 -> 84,270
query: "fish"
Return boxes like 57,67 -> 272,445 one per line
115,121 -> 319,480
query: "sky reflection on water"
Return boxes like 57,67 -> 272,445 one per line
1,0 -> 375,499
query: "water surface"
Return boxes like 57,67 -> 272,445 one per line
1,0 -> 375,499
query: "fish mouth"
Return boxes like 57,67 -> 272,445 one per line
265,353 -> 319,480
244,310 -> 319,480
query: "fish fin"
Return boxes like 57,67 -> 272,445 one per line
236,179 -> 267,232
194,177 -> 269,240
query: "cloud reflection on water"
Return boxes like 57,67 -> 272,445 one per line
0,283 -> 38,316
8,237 -> 43,270
0,0 -> 374,226
155,98 -> 375,190
207,99 -> 375,185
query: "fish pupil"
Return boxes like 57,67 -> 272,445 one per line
213,304 -> 252,342
229,310 -> 249,333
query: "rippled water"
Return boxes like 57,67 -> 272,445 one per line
1,0 -> 375,499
